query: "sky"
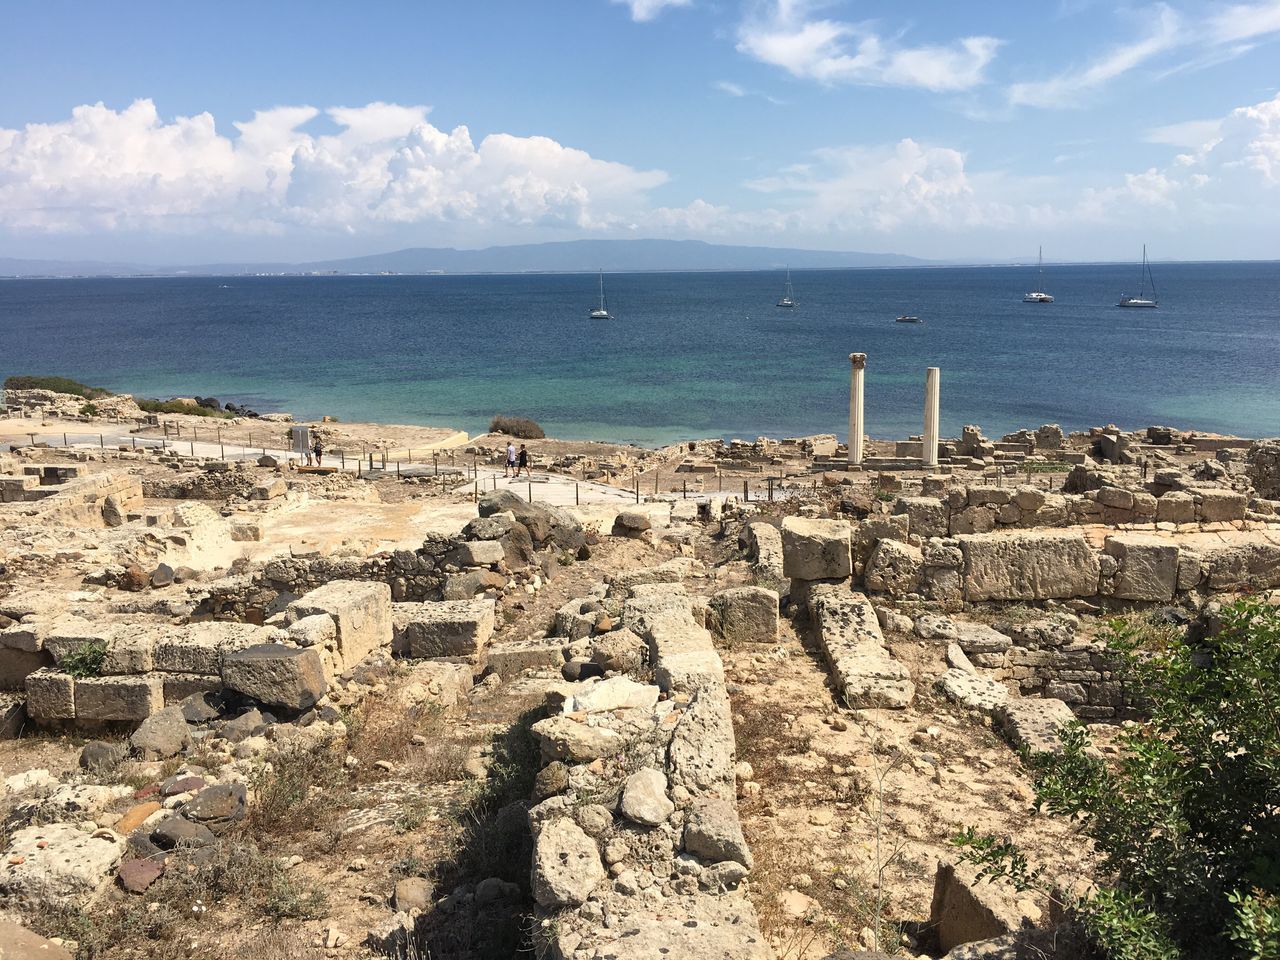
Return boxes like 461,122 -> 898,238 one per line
1,0 -> 1279,264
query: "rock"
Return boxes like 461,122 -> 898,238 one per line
114,800 -> 162,835
102,495 -> 125,528
443,539 -> 506,568
561,659 -> 604,682
810,589 -> 914,709
1199,488 -> 1247,522
441,569 -> 507,600
706,587 -> 779,643
179,690 -> 223,724
530,818 -> 605,907
150,563 -> 175,588
568,676 -> 658,714
590,627 -> 647,673
612,510 -> 653,536
0,822 -> 125,903
79,740 -> 127,772
1102,534 -> 1178,602
221,644 -> 326,711
534,761 -> 569,801
937,669 -> 1009,712
392,599 -> 495,661
394,876 -> 433,911
287,580 -> 392,670
994,698 -> 1077,755
120,564 -> 148,591
530,716 -> 624,763
620,767 -> 675,826
931,859 -> 1037,953
220,707 -> 268,742
150,815 -> 216,850
0,921 -> 74,959
1156,491 -> 1196,524
117,857 -> 164,894
684,798 -> 753,869
864,539 -> 924,595
781,517 -> 853,580
181,784 -> 247,834
895,496 -> 950,539
129,706 -> 191,760
957,531 -> 1101,601
288,613 -> 337,648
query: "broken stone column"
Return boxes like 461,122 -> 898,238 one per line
924,366 -> 940,469
848,352 -> 866,466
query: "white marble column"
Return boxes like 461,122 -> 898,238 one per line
848,353 -> 866,466
924,366 -> 940,469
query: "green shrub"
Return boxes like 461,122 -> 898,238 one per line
489,414 -> 545,439
954,599 -> 1280,959
136,398 -> 232,418
60,640 -> 107,679
79,402 -> 99,417
3,375 -> 111,399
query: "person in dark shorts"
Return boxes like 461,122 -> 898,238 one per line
517,444 -> 531,478
312,437 -> 323,467
505,440 -> 517,477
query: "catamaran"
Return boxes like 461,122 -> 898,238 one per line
777,268 -> 796,308
1023,246 -> 1054,303
590,270 -> 612,320
1119,245 -> 1158,308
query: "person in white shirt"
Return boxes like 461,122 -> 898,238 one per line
505,441 -> 517,477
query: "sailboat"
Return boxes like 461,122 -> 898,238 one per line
777,268 -> 796,308
1118,245 -> 1158,308
1023,246 -> 1054,303
590,270 -> 612,320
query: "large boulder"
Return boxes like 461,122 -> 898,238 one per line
461,513 -> 536,568
478,491 -> 582,551
221,644 -> 326,711
781,517 -> 853,581
957,531 -> 1100,601
530,817 -> 605,907
706,587 -> 779,644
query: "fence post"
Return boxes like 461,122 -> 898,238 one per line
682,480 -> 687,499
768,478 -> 774,502
575,482 -> 580,505
528,481 -> 533,501
369,452 -> 374,472
340,451 -> 345,469
634,475 -> 639,503
396,461 -> 401,478
132,437 -> 136,449
63,432 -> 67,447
743,479 -> 749,502
220,443 -> 225,459
654,469 -> 659,495
99,434 -> 104,449
189,441 -> 195,457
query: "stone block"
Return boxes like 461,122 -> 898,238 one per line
936,669 -> 1008,712
74,674 -> 164,722
443,540 -> 506,568
25,668 -> 76,723
392,599 -> 495,661
0,647 -> 53,691
958,531 -> 1101,601
1103,534 -> 1179,602
706,587 -> 779,643
1198,488 -> 1247,522
1156,491 -> 1195,524
931,859 -> 1036,953
288,580 -> 392,668
153,622 -> 266,675
810,589 -> 913,709
781,517 -> 852,581
0,822 -> 125,904
221,644 -> 327,711
895,496 -> 950,539
994,698 -> 1077,754
531,818 -> 605,907
863,539 -> 924,596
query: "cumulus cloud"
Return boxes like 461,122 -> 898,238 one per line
0,99 -> 670,236
736,0 -> 1000,91
612,0 -> 691,22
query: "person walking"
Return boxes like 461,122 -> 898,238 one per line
312,437 -> 323,467
505,440 -> 517,477
517,443 -> 531,478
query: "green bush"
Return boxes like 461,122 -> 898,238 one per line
489,414 -> 545,439
79,402 -> 99,417
954,599 -> 1280,959
60,640 -> 107,679
3,375 -> 111,399
136,398 -> 232,418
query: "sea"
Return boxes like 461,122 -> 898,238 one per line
2,262 -> 1278,447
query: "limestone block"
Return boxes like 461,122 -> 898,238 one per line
1176,551 -> 1203,591
620,767 -> 675,827
1103,534 -> 1179,602
1012,486 -> 1046,512
101,633 -> 155,675
931,859 -> 1036,953
895,496 -> 950,539
958,531 -> 1101,601
25,668 -> 76,722
967,486 -> 1012,506
1205,543 -> 1280,591
0,646 -> 52,691
288,580 -> 392,668
1096,486 -> 1133,510
531,818 -> 605,907
221,644 -> 326,711
74,674 -> 164,722
161,673 -> 221,705
392,599 -> 495,661
1198,488 -> 1247,522
863,539 -> 924,596
41,618 -> 115,666
851,514 -> 911,565
287,613 -> 337,648
950,506 -> 996,535
553,598 -> 599,642
684,798 -> 753,869
0,822 -> 125,904
531,716 -> 624,763
250,477 -> 286,500
153,622 -> 266,675
994,698 -> 1077,754
810,589 -> 913,709
567,676 -> 659,714
1156,491 -> 1195,524
706,586 -> 779,644
443,540 -> 505,568
742,521 -> 784,579
952,622 -> 1012,654
937,669 -> 1009,712
781,517 -> 852,581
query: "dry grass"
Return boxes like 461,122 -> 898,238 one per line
345,695 -> 471,786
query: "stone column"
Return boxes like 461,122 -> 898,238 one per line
848,353 -> 866,466
923,367 -> 940,469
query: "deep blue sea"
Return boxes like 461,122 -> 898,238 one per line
2,263 -> 1278,446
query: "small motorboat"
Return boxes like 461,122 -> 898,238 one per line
895,315 -> 921,323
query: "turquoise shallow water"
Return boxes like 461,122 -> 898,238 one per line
2,262 -> 1278,446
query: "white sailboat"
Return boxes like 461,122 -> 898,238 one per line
1023,246 -> 1054,303
1118,245 -> 1158,308
777,268 -> 795,308
590,270 -> 612,320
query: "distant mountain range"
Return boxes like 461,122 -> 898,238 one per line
0,239 -> 937,278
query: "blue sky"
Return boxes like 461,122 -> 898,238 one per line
2,0 -> 1279,262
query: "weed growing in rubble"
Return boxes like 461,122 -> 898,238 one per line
954,599 -> 1280,960
59,640 -> 107,678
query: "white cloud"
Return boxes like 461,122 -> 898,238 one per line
612,0 -> 691,23
715,80 -> 747,97
1008,3 -> 1181,108
736,1 -> 1000,91
0,99 -> 670,236
1145,118 -> 1223,147
1206,1 -> 1280,43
